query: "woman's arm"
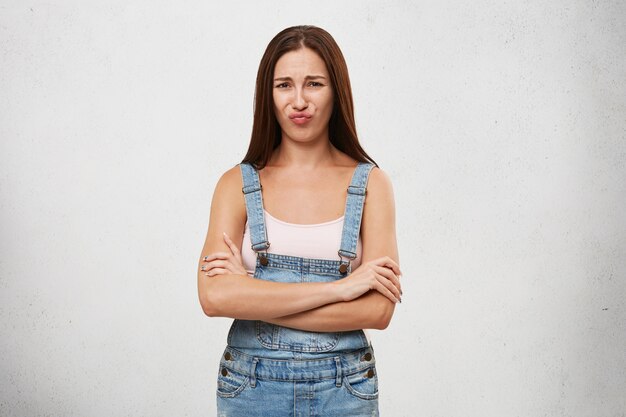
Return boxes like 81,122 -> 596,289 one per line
264,166 -> 401,332
202,273 -> 345,320
197,166 -> 344,320
265,290 -> 394,331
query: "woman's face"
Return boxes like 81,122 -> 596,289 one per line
272,47 -> 334,144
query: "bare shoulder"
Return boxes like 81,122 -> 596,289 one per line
200,164 -> 247,258
214,164 -> 243,194
366,166 -> 395,203
361,165 -> 398,262
212,164 -> 246,213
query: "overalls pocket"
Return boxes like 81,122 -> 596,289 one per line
216,366 -> 250,398
343,365 -> 379,400
255,321 -> 340,352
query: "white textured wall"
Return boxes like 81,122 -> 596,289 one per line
1,1 -> 625,416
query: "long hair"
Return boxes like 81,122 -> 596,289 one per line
241,25 -> 378,169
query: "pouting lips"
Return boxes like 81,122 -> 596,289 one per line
289,112 -> 312,125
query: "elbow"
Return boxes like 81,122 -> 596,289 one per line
376,313 -> 392,330
198,281 -> 222,317
201,300 -> 219,317
374,299 -> 395,330
199,293 -> 219,317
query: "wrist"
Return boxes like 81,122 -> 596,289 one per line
328,280 -> 346,303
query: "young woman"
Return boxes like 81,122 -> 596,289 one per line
197,25 -> 402,416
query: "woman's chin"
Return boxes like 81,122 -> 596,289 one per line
281,130 -> 328,144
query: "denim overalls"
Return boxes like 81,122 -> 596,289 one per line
215,162 -> 380,417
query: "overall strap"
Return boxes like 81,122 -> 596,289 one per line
338,162 -> 375,269
239,163 -> 270,252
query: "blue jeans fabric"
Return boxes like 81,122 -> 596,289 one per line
216,346 -> 379,416
215,162 -> 379,416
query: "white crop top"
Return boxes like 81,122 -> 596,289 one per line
241,209 -> 363,276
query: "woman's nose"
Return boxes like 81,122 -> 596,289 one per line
291,88 -> 308,110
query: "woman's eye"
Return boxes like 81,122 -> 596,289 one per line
308,81 -> 322,87
275,83 -> 289,88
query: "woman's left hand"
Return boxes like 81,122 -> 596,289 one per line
201,232 -> 248,277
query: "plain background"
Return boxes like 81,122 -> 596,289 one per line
1,1 -> 625,416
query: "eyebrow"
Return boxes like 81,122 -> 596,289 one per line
273,75 -> 327,82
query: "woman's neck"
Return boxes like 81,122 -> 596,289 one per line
269,136 -> 338,169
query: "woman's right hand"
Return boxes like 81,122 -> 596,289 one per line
333,256 -> 403,304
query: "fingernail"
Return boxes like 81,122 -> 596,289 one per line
203,256 -> 208,261
400,289 -> 403,296
398,297 -> 402,303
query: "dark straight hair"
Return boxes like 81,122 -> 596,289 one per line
241,25 -> 378,170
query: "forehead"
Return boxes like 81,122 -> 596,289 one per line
274,47 -> 329,77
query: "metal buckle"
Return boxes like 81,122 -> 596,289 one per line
242,183 -> 262,195
337,251 -> 351,274
347,185 -> 366,196
256,243 -> 270,266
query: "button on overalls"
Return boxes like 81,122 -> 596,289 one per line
215,162 -> 380,417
